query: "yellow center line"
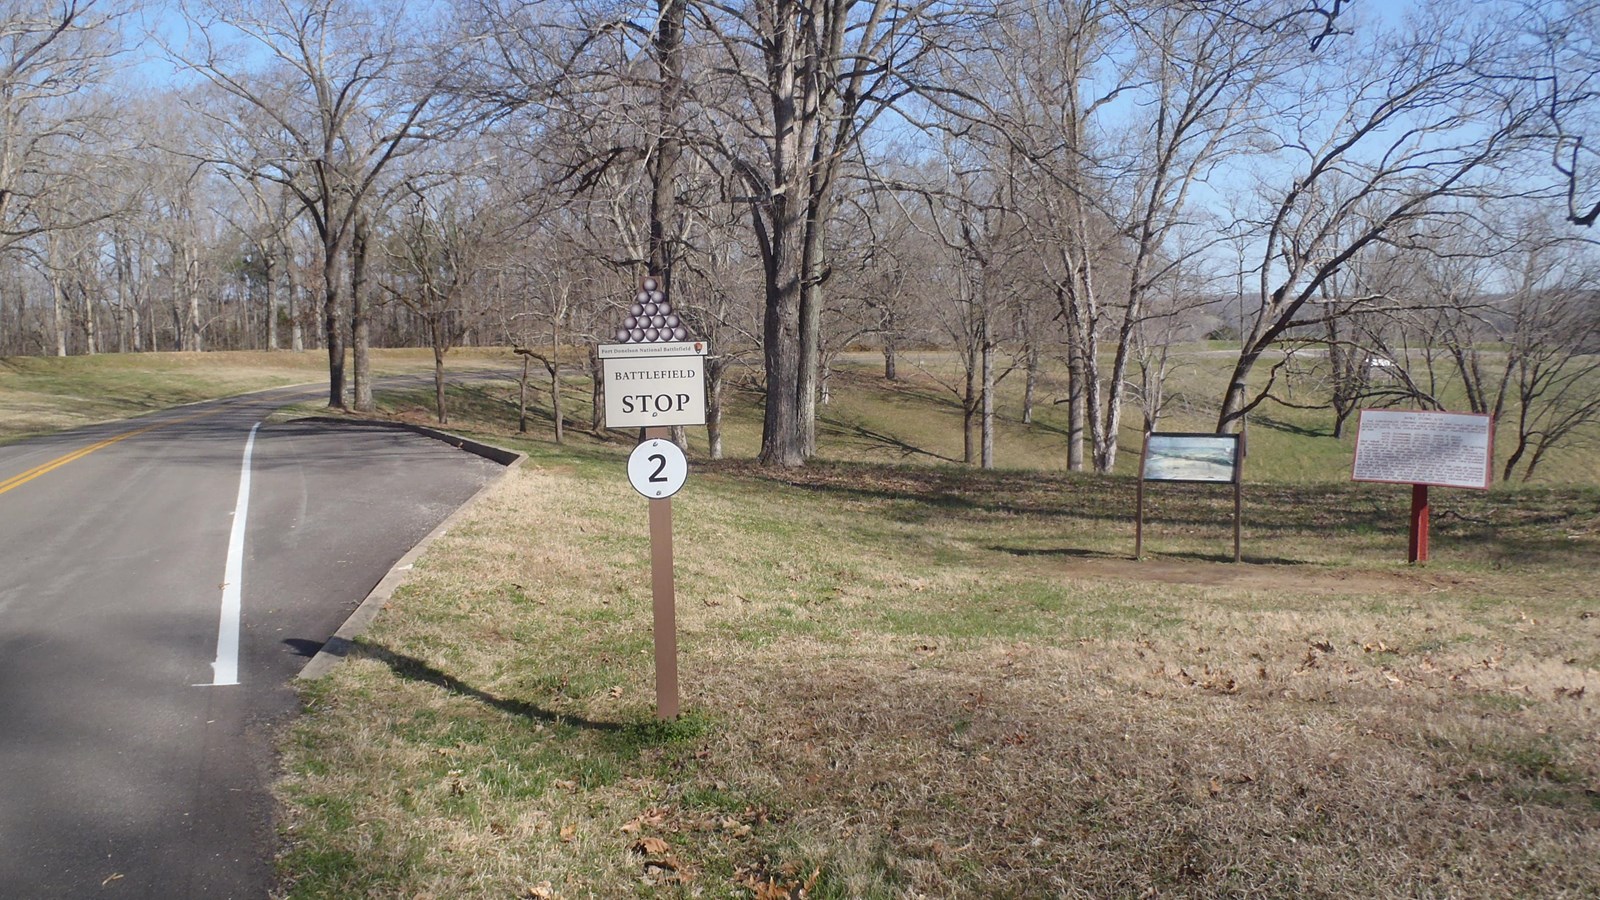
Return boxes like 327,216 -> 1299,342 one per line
0,409 -> 226,498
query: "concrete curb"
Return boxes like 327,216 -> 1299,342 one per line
294,419 -> 525,681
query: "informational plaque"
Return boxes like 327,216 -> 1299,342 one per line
1351,410 -> 1493,490
1141,433 -> 1242,484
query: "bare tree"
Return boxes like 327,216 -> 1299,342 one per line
1510,0 -> 1600,226
1215,7 -> 1532,432
0,1 -> 131,259
379,174 -> 504,424
173,0 -> 457,407
697,0 -> 954,465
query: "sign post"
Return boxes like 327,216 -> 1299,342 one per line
642,427 -> 679,718
1351,409 -> 1493,563
600,277 -> 706,719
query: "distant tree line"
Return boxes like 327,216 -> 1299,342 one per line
0,0 -> 1596,479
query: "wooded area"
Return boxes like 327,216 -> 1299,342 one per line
2,0 -> 1598,476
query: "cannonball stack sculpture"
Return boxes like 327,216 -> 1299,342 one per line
613,276 -> 687,344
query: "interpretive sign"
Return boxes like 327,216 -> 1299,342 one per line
599,347 -> 707,429
1136,432 -> 1245,562
1352,410 -> 1493,490
1142,433 -> 1242,484
1351,409 -> 1493,564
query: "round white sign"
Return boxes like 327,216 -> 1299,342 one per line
627,439 -> 688,499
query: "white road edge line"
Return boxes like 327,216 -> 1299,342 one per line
204,422 -> 259,687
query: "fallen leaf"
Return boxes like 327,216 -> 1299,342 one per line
559,824 -> 576,843
632,837 -> 671,856
607,685 -> 623,699
526,881 -> 560,899
643,856 -> 693,885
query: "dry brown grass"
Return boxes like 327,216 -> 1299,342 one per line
276,436 -> 1600,899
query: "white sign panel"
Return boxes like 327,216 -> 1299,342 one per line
1352,410 -> 1493,489
603,354 -> 707,428
628,439 -> 688,499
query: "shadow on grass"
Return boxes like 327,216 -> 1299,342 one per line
992,544 -> 1311,566
355,642 -> 623,733
817,416 -> 958,462
991,546 -> 1128,560
1251,413 -> 1332,438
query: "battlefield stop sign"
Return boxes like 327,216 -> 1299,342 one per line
598,342 -> 708,429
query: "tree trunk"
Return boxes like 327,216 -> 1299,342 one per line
519,353 -> 530,433
883,331 -> 897,381
1022,344 -> 1037,425
760,269 -> 804,467
797,206 -> 829,459
706,355 -> 726,459
186,249 -> 203,352
350,214 -> 373,412
981,333 -> 995,469
433,340 -> 448,425
549,361 -> 564,444
819,337 -> 832,406
1216,348 -> 1263,432
589,346 -> 605,435
322,229 -> 346,408
1066,333 -> 1086,470
286,235 -> 304,352
648,0 -> 685,286
264,247 -> 278,351
50,267 -> 68,356
963,347 -> 978,464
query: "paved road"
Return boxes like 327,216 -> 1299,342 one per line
0,386 -> 508,898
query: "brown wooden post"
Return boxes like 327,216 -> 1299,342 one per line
1235,426 -> 1246,563
1135,433 -> 1149,560
1233,479 -> 1243,564
1408,483 -> 1430,564
644,426 -> 679,718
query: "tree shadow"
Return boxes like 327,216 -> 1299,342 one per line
1250,414 -> 1332,438
817,418 -> 959,462
342,641 -> 622,733
988,545 -> 1128,560
990,544 -> 1310,566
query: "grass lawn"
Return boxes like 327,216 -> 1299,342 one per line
0,348 -> 521,444
270,361 -> 1600,899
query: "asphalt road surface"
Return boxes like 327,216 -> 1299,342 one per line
0,385 -> 509,898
